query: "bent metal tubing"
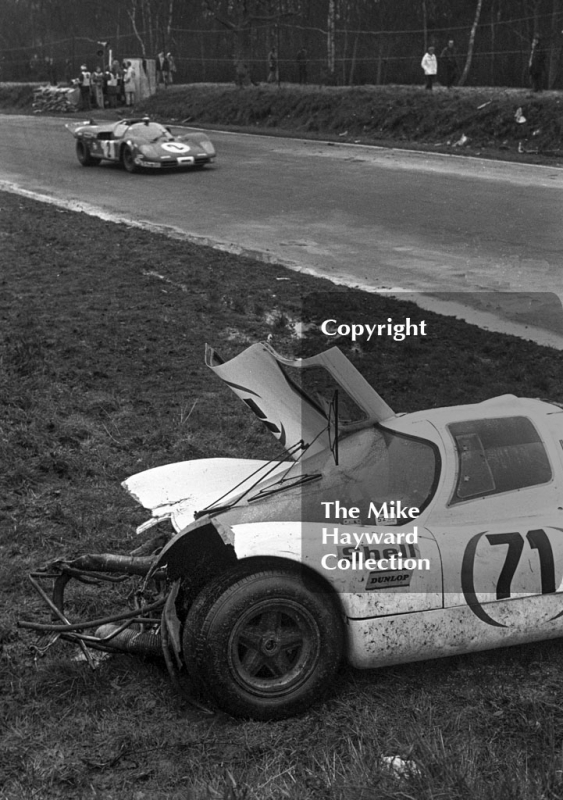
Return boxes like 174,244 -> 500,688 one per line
21,572 -> 215,716
20,557 -> 167,661
21,573 -> 166,638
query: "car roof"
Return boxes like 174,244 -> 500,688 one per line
383,395 -> 561,438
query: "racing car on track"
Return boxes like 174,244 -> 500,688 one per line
65,117 -> 216,172
22,343 -> 563,720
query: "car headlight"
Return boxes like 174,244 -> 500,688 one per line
139,145 -> 153,156
200,141 -> 215,154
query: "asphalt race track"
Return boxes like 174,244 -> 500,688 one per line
1,114 -> 562,344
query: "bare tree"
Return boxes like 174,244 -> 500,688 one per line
203,0 -> 294,85
127,0 -> 148,55
126,0 -> 177,57
548,0 -> 563,87
327,0 -> 336,77
458,0 -> 485,85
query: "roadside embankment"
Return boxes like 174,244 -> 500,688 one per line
137,83 -> 563,161
1,81 -> 563,162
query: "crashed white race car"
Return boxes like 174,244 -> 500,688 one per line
23,343 -> 563,720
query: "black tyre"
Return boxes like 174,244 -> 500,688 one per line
182,564 -> 344,720
122,145 -> 139,173
76,140 -> 101,167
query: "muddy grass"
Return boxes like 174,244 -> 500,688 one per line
2,188 -> 563,798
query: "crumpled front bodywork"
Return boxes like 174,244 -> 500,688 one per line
24,340 -> 563,698
205,342 -> 394,459
123,457 -> 292,534
122,341 -> 398,602
123,341 -> 395,533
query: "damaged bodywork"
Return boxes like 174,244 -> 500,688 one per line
22,342 -> 563,720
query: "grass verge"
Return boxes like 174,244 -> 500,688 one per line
136,84 -> 563,160
2,189 -> 563,799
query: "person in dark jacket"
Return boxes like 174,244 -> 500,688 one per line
440,39 -> 458,88
529,35 -> 546,92
91,65 -> 104,108
77,65 -> 91,110
267,47 -> 278,83
296,47 -> 308,84
156,51 -> 169,88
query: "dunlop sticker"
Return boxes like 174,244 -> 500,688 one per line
366,570 -> 412,590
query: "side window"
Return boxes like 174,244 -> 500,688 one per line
448,416 -> 552,504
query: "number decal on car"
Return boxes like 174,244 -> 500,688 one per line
161,142 -> 190,153
462,528 -> 559,627
101,141 -> 118,159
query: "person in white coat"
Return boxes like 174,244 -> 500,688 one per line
421,46 -> 437,90
123,61 -> 135,106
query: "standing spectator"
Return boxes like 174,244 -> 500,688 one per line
421,46 -> 437,90
64,59 -> 73,85
235,58 -> 249,87
29,53 -> 40,79
77,64 -> 92,110
440,39 -> 458,88
155,51 -> 169,88
267,47 -> 278,83
105,66 -> 118,108
91,65 -> 104,108
121,59 -> 129,100
45,56 -> 56,85
112,59 -> 124,105
123,61 -> 135,106
529,35 -> 546,92
296,47 -> 307,84
167,52 -> 177,83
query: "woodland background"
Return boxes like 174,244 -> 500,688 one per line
1,0 -> 563,89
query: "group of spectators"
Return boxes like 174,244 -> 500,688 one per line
75,60 -> 135,110
155,52 -> 177,87
71,36 -> 549,103
235,47 -> 308,87
420,40 -> 459,91
421,35 -> 548,92
74,51 -> 177,111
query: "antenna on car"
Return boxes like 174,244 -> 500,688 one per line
328,390 -> 339,465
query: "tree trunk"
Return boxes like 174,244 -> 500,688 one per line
327,0 -> 336,76
489,0 -> 495,84
548,0 -> 562,88
128,1 -> 147,57
458,0 -> 485,86
167,0 -> 174,40
348,32 -> 358,85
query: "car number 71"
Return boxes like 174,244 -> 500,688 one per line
462,527 -> 557,601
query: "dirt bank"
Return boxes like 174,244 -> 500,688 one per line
137,84 -> 563,164
2,82 -> 563,164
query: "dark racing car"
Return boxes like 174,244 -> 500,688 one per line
65,117 -> 216,172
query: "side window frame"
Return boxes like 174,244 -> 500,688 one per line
377,425 -> 443,516
447,416 -> 553,506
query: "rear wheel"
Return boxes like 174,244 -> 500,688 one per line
76,140 -> 101,167
182,565 -> 344,720
122,145 -> 139,173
